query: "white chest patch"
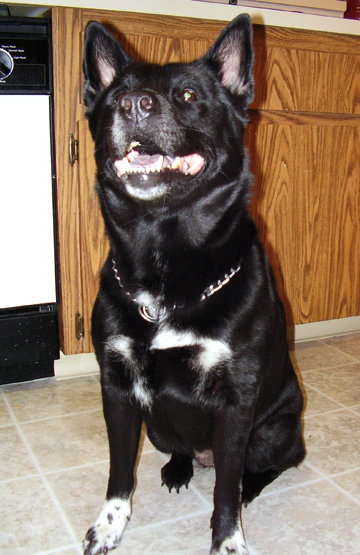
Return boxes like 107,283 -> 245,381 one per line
106,334 -> 133,361
151,326 -> 232,372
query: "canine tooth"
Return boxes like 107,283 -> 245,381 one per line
126,141 -> 141,152
155,155 -> 164,173
171,157 -> 182,170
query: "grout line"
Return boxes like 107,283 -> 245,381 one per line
346,404 -> 360,417
302,382 -> 359,417
9,407 -> 103,426
318,339 -> 360,364
321,466 -> 360,480
126,507 -> 212,535
188,479 -> 214,510
304,460 -> 360,508
30,545 -> 82,555
299,359 -> 360,375
0,471 -> 43,486
252,474 -> 328,500
1,393 -> 82,555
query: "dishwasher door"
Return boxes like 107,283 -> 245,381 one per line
0,93 -> 56,309
0,17 -> 59,384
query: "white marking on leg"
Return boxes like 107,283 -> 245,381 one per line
215,529 -> 248,555
106,335 -> 133,361
83,498 -> 131,555
133,378 -> 153,409
106,335 -> 153,408
195,338 -> 232,372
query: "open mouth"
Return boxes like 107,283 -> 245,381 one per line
114,142 -> 205,178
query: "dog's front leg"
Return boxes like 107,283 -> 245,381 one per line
83,375 -> 142,555
210,407 -> 252,555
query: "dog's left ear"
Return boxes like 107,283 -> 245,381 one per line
83,21 -> 133,108
205,14 -> 254,106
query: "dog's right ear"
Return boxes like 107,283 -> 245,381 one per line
83,21 -> 133,108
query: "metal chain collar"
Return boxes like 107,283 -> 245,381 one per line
111,257 -> 241,323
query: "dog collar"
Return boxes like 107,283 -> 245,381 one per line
111,258 -> 241,323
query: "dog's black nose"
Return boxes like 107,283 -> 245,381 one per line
119,91 -> 155,121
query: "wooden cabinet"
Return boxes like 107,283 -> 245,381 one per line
51,7 -> 360,354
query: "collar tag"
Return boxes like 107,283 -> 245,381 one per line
139,305 -> 167,323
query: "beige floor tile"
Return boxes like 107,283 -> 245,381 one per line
56,549 -> 82,555
188,461 -> 216,506
130,450 -> 211,530
0,425 -> 38,481
333,469 -> 360,502
321,333 -> 360,360
119,511 -> 212,554
20,410 -> 108,472
304,410 -> 360,475
290,340 -> 354,373
242,479 -> 360,555
0,394 -> 13,427
48,450 -> 211,544
3,376 -> 102,422
303,383 -> 343,416
0,476 -> 74,554
46,462 -> 110,542
303,364 -> 360,407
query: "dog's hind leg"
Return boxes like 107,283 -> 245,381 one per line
242,393 -> 305,506
161,453 -> 194,493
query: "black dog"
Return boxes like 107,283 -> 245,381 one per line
82,15 -> 305,555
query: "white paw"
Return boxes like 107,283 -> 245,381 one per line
213,530 -> 248,555
83,498 -> 131,555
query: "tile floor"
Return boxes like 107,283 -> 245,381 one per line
1,333 -> 360,555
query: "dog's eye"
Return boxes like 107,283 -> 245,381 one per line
181,89 -> 196,102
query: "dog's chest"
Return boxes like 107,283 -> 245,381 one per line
106,323 -> 233,408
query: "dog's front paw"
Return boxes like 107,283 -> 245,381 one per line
211,530 -> 248,555
161,454 -> 194,493
83,498 -> 131,555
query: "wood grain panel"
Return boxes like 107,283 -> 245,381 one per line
247,122 -> 360,324
81,10 -> 226,41
125,35 -> 213,65
52,7 -> 84,354
253,47 -> 360,114
81,10 -> 360,55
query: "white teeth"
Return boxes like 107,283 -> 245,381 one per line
154,155 -> 164,172
126,141 -> 141,152
171,157 -> 182,170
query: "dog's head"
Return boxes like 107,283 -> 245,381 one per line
83,15 -> 254,204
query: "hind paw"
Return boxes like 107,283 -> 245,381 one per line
161,454 -> 194,493
83,498 -> 130,555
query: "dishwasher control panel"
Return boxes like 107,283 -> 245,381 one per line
0,17 -> 51,93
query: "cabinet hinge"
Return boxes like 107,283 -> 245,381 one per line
75,312 -> 84,340
69,133 -> 79,165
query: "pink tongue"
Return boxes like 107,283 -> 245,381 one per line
130,154 -> 162,168
182,154 -> 204,175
